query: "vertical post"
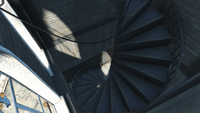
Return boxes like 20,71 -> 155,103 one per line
116,0 -> 126,36
9,77 -> 19,113
112,0 -> 126,61
38,96 -> 45,113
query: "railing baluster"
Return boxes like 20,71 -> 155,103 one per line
123,0 -> 131,17
172,45 -> 181,55
172,35 -> 181,44
170,69 -> 176,75
171,20 -> 178,28
116,0 -> 126,35
166,4 -> 172,14
173,28 -> 180,36
173,53 -> 180,60
169,11 -> 175,20
167,76 -> 172,83
172,59 -> 179,67
161,0 -> 167,8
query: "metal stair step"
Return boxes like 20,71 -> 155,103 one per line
117,7 -> 165,43
74,83 -> 99,97
79,73 -> 100,82
76,86 -> 98,106
110,74 -> 129,113
92,68 -> 106,82
111,69 -> 147,112
113,59 -> 168,87
116,25 -> 172,51
95,78 -> 111,113
75,79 -> 98,87
115,45 -> 172,66
83,82 -> 105,113
121,0 -> 151,32
113,64 -> 161,103
85,69 -> 102,82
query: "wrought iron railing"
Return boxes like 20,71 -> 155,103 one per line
139,0 -> 184,112
112,0 -> 184,112
111,0 -> 131,60
113,0 -> 183,91
156,0 -> 183,93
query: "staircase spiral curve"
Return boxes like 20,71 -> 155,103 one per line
72,0 -> 174,112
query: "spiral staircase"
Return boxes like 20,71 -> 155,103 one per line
72,0 -> 174,112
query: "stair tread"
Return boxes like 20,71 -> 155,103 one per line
76,86 -> 98,106
115,45 -> 172,61
110,75 -> 129,113
75,79 -> 98,87
74,84 -> 99,97
112,69 -> 147,111
113,64 -> 161,102
83,82 -> 105,113
114,59 -> 168,84
79,73 -> 100,82
85,69 -> 102,82
119,7 -> 165,38
118,25 -> 171,46
122,0 -> 150,26
95,78 -> 111,113
92,68 -> 105,82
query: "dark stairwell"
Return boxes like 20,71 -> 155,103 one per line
71,0 -> 183,113
4,0 -> 186,112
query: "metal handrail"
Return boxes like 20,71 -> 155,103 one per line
138,0 -> 184,112
156,0 -> 183,93
112,0 -> 183,112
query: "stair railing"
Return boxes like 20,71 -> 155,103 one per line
139,0 -> 184,112
112,0 -> 130,61
156,0 -> 183,92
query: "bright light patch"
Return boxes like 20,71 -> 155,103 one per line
43,9 -> 81,59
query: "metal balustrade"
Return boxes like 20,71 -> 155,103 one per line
156,0 -> 183,93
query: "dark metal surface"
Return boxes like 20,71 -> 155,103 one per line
117,7 -> 165,43
112,64 -> 161,103
111,69 -> 147,112
71,0 -> 183,112
156,0 -> 183,92
71,64 -> 100,113
110,75 -> 129,113
139,0 -> 184,112
111,0 -> 128,61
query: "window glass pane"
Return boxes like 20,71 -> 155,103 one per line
1,77 -> 17,113
11,79 -> 42,112
39,97 -> 56,113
